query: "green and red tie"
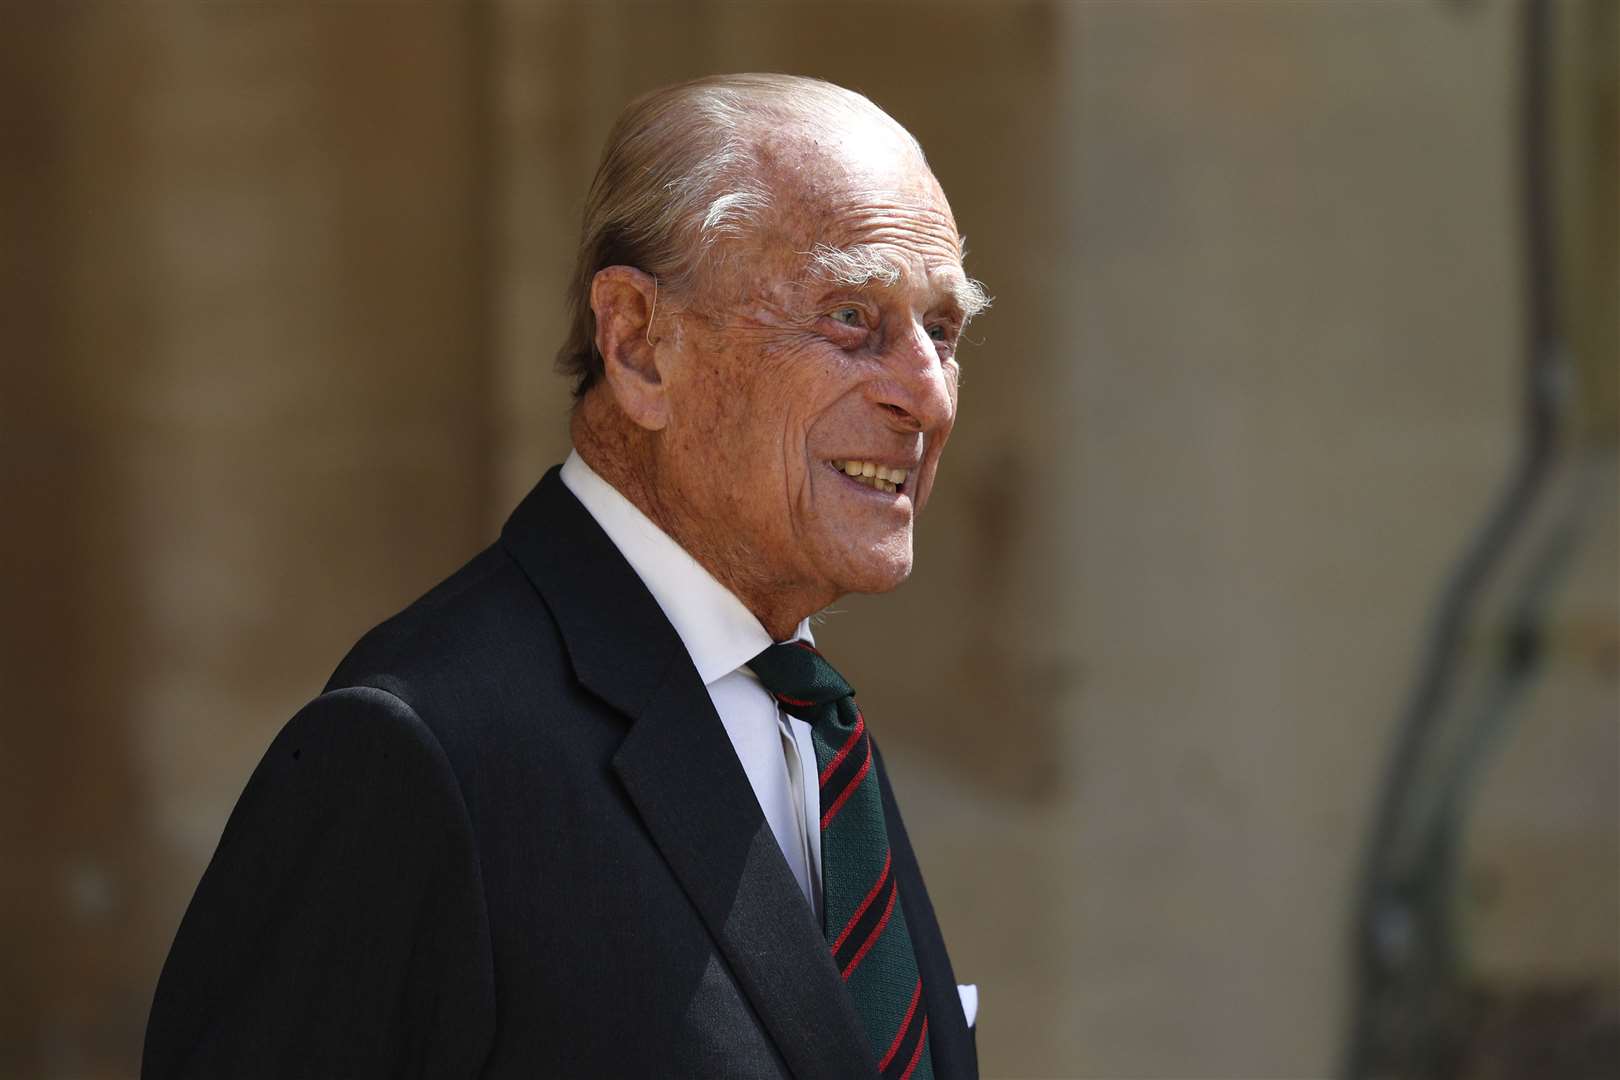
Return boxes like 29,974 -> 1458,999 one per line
749,641 -> 934,1080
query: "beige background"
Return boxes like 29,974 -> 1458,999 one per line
2,2 -> 1614,1077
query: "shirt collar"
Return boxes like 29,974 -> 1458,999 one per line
560,449 -> 812,686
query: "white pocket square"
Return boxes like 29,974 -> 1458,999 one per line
957,983 -> 978,1028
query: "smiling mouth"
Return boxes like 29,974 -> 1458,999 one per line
830,458 -> 910,495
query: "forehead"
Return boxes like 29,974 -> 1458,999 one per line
810,195 -> 962,266
748,125 -> 967,299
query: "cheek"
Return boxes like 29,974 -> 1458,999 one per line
763,347 -> 843,436
938,369 -> 961,444
674,347 -> 768,448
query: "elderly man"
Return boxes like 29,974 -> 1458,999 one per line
144,73 -> 987,1079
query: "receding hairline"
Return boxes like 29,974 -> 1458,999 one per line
701,114 -> 963,290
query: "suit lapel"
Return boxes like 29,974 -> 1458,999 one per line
614,677 -> 877,1080
502,469 -> 877,1080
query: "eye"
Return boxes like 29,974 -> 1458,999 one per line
830,306 -> 864,327
928,323 -> 961,351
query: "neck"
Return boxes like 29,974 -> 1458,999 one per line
570,393 -> 829,641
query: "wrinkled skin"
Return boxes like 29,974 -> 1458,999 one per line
574,118 -> 978,640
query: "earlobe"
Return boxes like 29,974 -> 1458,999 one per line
590,266 -> 670,431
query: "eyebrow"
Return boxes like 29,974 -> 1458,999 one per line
800,242 -> 992,323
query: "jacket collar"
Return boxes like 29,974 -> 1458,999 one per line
500,468 -> 877,1080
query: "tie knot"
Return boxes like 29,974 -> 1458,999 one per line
747,640 -> 852,716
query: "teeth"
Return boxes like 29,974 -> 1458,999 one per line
831,460 -> 909,494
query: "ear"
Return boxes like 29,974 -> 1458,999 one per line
591,265 -> 670,431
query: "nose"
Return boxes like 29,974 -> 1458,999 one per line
868,319 -> 955,434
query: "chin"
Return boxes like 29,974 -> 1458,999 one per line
834,547 -> 914,596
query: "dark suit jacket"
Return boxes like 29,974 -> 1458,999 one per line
143,467 -> 975,1079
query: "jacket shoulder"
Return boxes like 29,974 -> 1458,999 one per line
329,541 -> 554,680
322,541 -> 581,757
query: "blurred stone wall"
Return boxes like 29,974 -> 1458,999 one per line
2,4 -> 493,1074
2,2 -> 1613,1078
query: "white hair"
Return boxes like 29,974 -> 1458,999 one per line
803,242 -> 903,289
803,241 -> 992,323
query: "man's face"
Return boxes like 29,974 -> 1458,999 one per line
652,124 -> 979,614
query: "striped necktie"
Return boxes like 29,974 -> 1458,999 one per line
749,640 -> 934,1080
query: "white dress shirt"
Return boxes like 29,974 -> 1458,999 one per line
560,451 -> 823,918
